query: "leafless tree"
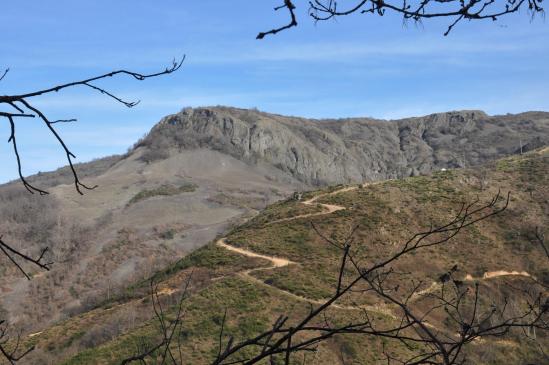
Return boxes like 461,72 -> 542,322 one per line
123,191 -> 549,364
120,274 -> 193,365
0,59 -> 183,195
257,0 -> 545,39
0,320 -> 34,365
0,58 -> 184,363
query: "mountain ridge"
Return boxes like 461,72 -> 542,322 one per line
135,106 -> 549,185
1,106 -> 547,342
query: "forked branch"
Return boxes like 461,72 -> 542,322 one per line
257,0 -> 545,38
0,321 -> 35,365
0,236 -> 52,280
0,56 -> 184,195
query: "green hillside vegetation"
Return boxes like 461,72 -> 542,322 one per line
127,183 -> 198,207
15,148 -> 548,365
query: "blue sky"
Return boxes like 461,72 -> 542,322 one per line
1,0 -> 548,183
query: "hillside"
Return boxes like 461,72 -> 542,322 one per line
0,150 -> 304,332
0,106 -> 547,345
13,148 -> 548,365
138,107 -> 549,184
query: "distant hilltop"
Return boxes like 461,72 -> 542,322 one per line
134,106 -> 549,185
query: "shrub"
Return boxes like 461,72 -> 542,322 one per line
139,146 -> 169,163
127,183 -> 198,206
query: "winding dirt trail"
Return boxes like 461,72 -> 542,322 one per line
216,183 -> 534,321
413,270 -> 534,299
467,270 -> 532,280
266,185 -> 357,225
217,239 -> 393,315
216,185 -> 396,316
217,238 -> 294,269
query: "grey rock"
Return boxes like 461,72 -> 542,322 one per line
137,106 -> 549,186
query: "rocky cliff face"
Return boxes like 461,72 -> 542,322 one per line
137,106 -> 549,185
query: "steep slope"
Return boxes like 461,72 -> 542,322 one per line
0,149 -> 305,332
0,106 -> 547,345
137,107 -> 549,184
20,148 -> 548,365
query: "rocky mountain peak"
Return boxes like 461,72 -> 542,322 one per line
135,107 -> 548,185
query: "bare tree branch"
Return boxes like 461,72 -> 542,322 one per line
0,56 -> 184,195
257,0 -> 545,38
0,68 -> 8,82
121,272 -> 193,365
123,191 -> 547,365
0,236 -> 51,280
257,0 -> 298,39
0,321 -> 35,365
0,57 -> 184,364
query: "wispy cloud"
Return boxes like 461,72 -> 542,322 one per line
190,32 -> 546,65
4,30 -> 544,71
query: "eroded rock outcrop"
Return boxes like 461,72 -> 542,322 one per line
137,106 -> 548,185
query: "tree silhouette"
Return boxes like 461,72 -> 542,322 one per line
0,58 -> 184,363
257,0 -> 545,39
123,192 -> 549,364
